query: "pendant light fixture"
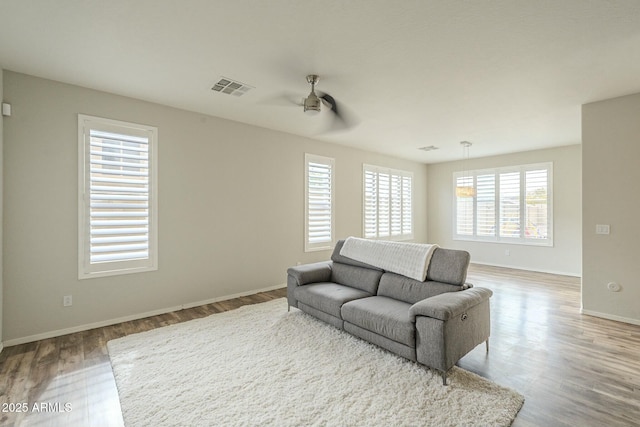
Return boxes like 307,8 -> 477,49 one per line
456,141 -> 476,198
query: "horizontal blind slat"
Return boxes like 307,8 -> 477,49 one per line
91,243 -> 148,253
90,158 -> 149,169
91,251 -> 149,263
91,227 -> 149,235
90,168 -> 148,177
91,235 -> 148,244
90,219 -> 149,226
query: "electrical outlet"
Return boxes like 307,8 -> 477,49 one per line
63,295 -> 73,307
505,249 -> 510,256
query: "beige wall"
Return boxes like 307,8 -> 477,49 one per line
0,68 -> 4,350
582,93 -> 640,325
2,71 -> 428,344
427,145 -> 582,276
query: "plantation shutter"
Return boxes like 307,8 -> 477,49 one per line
525,169 -> 549,240
305,154 -> 334,251
364,169 -> 378,238
453,162 -> 552,245
377,172 -> 391,237
79,115 -> 158,279
401,175 -> 412,236
363,165 -> 413,240
455,175 -> 474,236
390,174 -> 403,236
499,172 -> 520,238
476,174 -> 496,237
89,129 -> 150,262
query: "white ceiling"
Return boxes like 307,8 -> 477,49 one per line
1,1 -> 640,163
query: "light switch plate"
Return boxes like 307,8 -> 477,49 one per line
596,224 -> 610,235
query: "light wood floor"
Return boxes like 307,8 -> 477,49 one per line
1,265 -> 639,426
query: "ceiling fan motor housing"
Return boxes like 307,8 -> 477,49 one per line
304,93 -> 321,115
303,74 -> 322,115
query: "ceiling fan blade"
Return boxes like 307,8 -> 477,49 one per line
260,92 -> 303,107
319,92 -> 338,113
319,92 -> 358,132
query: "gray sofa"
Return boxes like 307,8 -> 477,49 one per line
287,239 -> 492,385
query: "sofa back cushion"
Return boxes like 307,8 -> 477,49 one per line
331,262 -> 383,294
426,248 -> 470,286
377,272 -> 462,304
331,240 -> 383,271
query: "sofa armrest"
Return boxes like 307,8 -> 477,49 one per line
409,287 -> 492,322
287,261 -> 332,286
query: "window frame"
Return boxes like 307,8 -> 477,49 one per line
453,162 -> 553,246
363,164 -> 414,241
304,153 -> 335,252
78,114 -> 158,279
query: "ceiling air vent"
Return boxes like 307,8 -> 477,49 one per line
418,145 -> 439,152
211,77 -> 253,97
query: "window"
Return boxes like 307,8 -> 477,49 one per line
305,154 -> 334,252
453,162 -> 552,245
363,165 -> 413,240
78,115 -> 158,279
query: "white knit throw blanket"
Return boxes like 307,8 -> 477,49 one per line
339,237 -> 438,281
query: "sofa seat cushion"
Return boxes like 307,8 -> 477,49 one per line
341,296 -> 415,347
294,283 -> 372,318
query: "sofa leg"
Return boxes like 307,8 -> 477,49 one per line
486,338 -> 489,353
442,372 -> 448,386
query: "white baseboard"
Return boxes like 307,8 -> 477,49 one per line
470,261 -> 581,278
3,283 -> 286,348
580,309 -> 640,326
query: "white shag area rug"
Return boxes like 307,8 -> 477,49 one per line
107,298 -> 523,427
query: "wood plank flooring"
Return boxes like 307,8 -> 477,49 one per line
460,265 -> 640,427
1,265 -> 639,426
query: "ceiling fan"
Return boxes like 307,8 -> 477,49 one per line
289,74 -> 357,132
302,74 -> 327,114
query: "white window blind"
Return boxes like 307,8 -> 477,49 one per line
476,174 -> 495,237
305,154 -> 334,252
499,172 -> 520,238
453,162 -> 552,246
525,169 -> 549,240
455,175 -> 474,236
78,115 -> 158,279
401,175 -> 412,236
363,165 -> 413,240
